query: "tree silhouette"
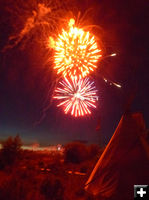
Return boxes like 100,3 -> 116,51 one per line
0,135 -> 22,168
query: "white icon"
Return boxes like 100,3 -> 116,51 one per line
137,187 -> 146,197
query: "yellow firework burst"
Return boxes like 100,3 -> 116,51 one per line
49,18 -> 102,79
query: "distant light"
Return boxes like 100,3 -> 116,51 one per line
57,146 -> 61,151
57,144 -> 62,151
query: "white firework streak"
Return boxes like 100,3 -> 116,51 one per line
53,77 -> 98,117
103,77 -> 121,88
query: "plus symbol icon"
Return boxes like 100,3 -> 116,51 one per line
137,188 -> 146,197
134,185 -> 149,200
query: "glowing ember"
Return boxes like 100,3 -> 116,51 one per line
53,77 -> 98,117
49,18 -> 102,78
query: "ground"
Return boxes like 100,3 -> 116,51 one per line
0,145 -> 103,200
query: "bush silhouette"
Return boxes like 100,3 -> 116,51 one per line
40,176 -> 64,200
0,135 -> 22,168
64,142 -> 89,163
88,144 -> 100,158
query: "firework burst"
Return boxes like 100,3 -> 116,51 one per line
2,0 -> 72,51
53,77 -> 98,117
49,19 -> 102,78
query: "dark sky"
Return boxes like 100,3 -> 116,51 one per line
0,0 -> 149,146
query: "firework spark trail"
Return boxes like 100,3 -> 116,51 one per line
94,52 -> 122,89
2,0 -> 71,51
33,75 -> 60,126
49,18 -> 102,79
103,77 -> 121,88
53,77 -> 98,117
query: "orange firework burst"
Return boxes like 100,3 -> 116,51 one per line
53,77 -> 98,117
49,18 -> 102,78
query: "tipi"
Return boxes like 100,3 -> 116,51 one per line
85,112 -> 149,200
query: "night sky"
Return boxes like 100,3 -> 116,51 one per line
0,0 -> 149,146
